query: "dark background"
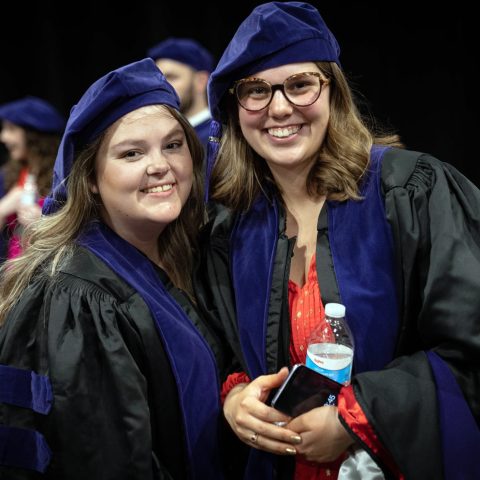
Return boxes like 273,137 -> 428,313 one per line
1,2 -> 478,185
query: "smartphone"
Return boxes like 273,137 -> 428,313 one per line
270,364 -> 342,417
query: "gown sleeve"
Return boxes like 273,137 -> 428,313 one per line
339,151 -> 480,479
0,271 -> 175,480
194,204 -> 247,377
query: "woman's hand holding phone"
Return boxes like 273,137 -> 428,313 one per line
268,364 -> 355,462
287,405 -> 355,463
223,367 -> 303,455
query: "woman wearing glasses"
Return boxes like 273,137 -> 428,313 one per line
196,2 -> 480,479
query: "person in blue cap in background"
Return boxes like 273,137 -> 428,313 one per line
195,2 -> 480,479
147,37 -> 214,149
0,59 -> 228,479
0,96 -> 65,261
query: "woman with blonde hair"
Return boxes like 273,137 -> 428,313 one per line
0,96 -> 64,260
0,59 -> 227,479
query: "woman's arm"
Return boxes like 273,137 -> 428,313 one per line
347,150 -> 480,479
0,272 -> 170,479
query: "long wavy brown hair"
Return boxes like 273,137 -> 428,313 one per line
0,106 -> 205,325
3,129 -> 60,195
210,62 -> 403,212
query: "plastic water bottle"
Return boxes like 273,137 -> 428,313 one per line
305,302 -> 354,385
20,173 -> 37,206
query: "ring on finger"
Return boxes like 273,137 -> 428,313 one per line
249,431 -> 259,443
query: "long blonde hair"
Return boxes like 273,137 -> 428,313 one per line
0,106 -> 205,325
210,62 -> 402,211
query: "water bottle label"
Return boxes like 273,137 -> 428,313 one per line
305,344 -> 353,385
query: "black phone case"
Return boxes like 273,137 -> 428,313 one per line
270,364 -> 342,417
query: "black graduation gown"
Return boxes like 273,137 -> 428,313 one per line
0,246 -> 226,480
195,148 -> 480,479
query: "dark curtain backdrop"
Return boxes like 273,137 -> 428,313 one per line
1,1 -> 478,185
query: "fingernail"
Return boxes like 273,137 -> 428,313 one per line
285,447 -> 296,455
291,435 -> 302,444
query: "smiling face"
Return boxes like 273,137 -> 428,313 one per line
92,105 -> 193,253
237,62 -> 330,179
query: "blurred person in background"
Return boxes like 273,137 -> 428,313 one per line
0,96 -> 65,261
148,37 -> 214,149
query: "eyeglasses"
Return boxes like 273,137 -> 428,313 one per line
229,72 -> 330,112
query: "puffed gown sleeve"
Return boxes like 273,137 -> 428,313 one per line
194,206 -> 251,480
0,271 -> 175,480
195,204 -> 246,376
340,150 -> 480,479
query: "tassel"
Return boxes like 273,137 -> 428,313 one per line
204,120 -> 222,203
41,182 -> 66,216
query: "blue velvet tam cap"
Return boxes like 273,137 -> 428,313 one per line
42,58 -> 180,215
147,37 -> 215,73
208,1 -> 340,122
0,96 -> 65,134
